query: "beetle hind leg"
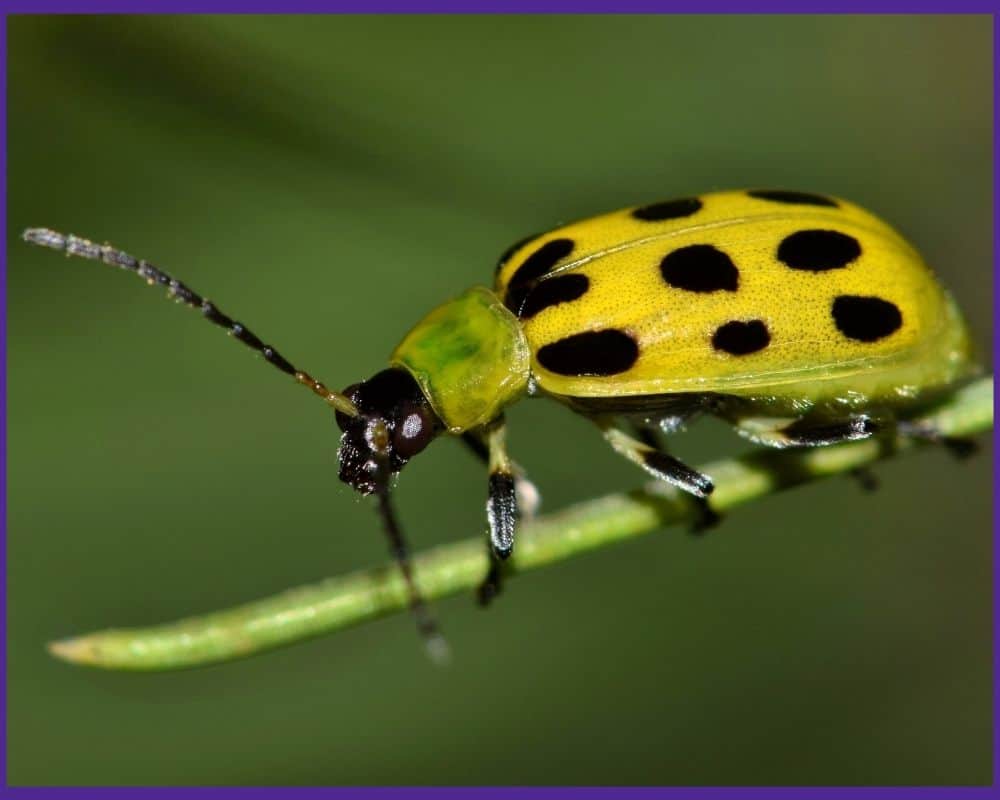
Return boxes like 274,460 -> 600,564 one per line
768,412 -> 977,460
778,415 -> 879,447
747,415 -> 885,491
897,419 -> 979,460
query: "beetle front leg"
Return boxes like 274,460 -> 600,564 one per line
485,420 -> 517,559
461,428 -> 540,520
471,417 -> 519,606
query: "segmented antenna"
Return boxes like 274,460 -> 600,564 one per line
22,228 -> 358,417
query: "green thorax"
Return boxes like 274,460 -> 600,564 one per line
390,286 -> 530,433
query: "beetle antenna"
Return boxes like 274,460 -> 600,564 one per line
22,228 -> 358,417
375,481 -> 450,664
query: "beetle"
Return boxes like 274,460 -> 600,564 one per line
24,189 -> 980,657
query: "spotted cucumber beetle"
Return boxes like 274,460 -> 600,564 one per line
24,189 -> 980,657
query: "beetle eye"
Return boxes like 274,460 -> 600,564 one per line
393,408 -> 435,460
401,412 -> 423,440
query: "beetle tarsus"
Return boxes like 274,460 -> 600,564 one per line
476,554 -> 504,607
898,421 -> 979,460
690,496 -> 722,534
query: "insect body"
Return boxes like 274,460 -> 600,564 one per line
24,189 -> 979,656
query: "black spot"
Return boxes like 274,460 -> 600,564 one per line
832,295 -> 902,342
537,329 -> 639,376
747,190 -> 838,207
712,320 -> 771,355
632,197 -> 703,221
517,274 -> 589,319
660,244 -> 739,293
495,231 -> 540,276
504,238 -> 574,314
777,229 -> 861,271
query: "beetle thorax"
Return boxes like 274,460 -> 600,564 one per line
389,286 -> 531,433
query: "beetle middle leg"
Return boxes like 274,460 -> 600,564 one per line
599,420 -> 717,530
628,420 -> 720,531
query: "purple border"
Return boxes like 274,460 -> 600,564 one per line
0,2 -> 996,10
992,10 -> 999,795
993,12 -> 1000,793
2,9 -> 8,793
1,6 -> 996,797
0,791 -> 997,798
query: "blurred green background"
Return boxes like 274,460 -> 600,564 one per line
7,15 -> 993,786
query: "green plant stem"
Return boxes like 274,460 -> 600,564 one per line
49,376 -> 993,671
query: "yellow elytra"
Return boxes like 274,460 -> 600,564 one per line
491,189 -> 974,411
23,188 -> 981,655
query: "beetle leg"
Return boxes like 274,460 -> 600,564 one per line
603,422 -> 713,498
460,429 -> 489,462
466,418 -> 520,606
781,415 -> 976,459
485,419 -> 517,559
626,421 -> 719,532
630,421 -> 664,451
461,430 -> 540,520
601,421 -> 717,531
778,415 -> 880,447
897,420 -> 979,460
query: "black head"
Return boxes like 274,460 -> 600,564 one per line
335,368 -> 443,495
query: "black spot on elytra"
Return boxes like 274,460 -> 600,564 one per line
748,190 -> 838,207
777,229 -> 861,271
832,295 -> 902,342
504,238 -> 574,314
518,274 -> 589,319
632,197 -> 703,221
660,244 -> 739,293
495,232 -> 540,276
712,320 -> 771,355
537,329 -> 639,376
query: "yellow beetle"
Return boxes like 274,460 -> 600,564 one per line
24,189 -> 979,657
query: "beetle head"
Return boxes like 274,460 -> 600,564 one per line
335,367 -> 443,495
